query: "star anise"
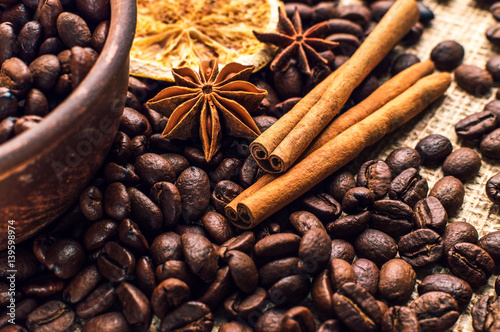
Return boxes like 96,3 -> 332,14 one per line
253,7 -> 339,75
147,60 -> 266,162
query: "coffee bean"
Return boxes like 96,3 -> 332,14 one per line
254,233 -> 301,258
150,278 -> 190,319
200,212 -> 234,245
326,18 -> 364,38
197,266 -> 234,310
176,166 -> 211,220
487,23 -> 500,46
17,21 -> 43,64
326,211 -> 370,238
342,187 -> 375,214
0,246 -> 39,281
443,147 -> 482,183
116,282 -> 152,330
298,228 -> 331,274
415,134 -> 453,166
184,146 -> 223,169
97,242 -> 136,282
330,239 -> 355,263
391,53 -> 420,76
0,23 -> 16,65
447,242 -> 495,288
35,0 -> 62,38
224,287 -> 267,320
300,193 -> 342,222
355,229 -> 397,266
429,176 -> 464,215
311,270 -> 335,320
410,292 -> 459,331
133,256 -> 156,297
289,211 -> 325,236
76,283 -> 116,319
82,312 -> 130,332
370,199 -> 414,237
472,293 -> 500,332
24,88 -> 49,116
329,258 -> 356,292
134,153 -> 176,188
160,301 -> 214,331
210,158 -> 242,183
388,168 -> 428,207
273,65 -> 302,100
75,0 -> 110,22
239,155 -> 264,188
352,75 -> 379,104
21,275 -> 66,297
218,232 -> 255,257
14,115 -> 42,135
79,185 -> 103,221
357,160 -> 392,199
280,306 -> 315,332
56,12 -> 91,48
83,219 -> 117,251
487,55 -> 500,82
63,264 -> 101,303
414,196 -> 448,234
486,173 -> 500,205
0,57 -> 33,97
317,319 -> 343,332
398,229 -> 443,267
385,147 -> 421,177
224,250 -> 257,293
379,259 -> 416,304
118,219 -> 148,253
181,233 -> 217,283
0,87 -> 17,121
327,169 -> 356,203
211,180 -> 243,215
352,258 -> 379,296
128,187 -> 163,233
119,107 -> 152,137
44,238 -> 85,279
480,128 -> 500,159
381,306 -> 420,332
337,5 -> 372,28
219,322 -> 252,332
455,111 -> 498,140
418,274 -> 472,309
69,46 -> 94,89
478,231 -> 500,264
1,3 -> 30,33
269,274 -> 311,306
442,221 -> 478,254
332,282 -> 382,332
258,257 -> 300,288
430,40 -> 464,71
149,232 -> 182,265
26,301 -> 74,332
254,307 -> 286,332
455,64 -> 493,96
29,54 -> 61,92
103,182 -> 130,221
0,325 -> 27,331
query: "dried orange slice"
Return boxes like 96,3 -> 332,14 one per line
130,0 -> 283,81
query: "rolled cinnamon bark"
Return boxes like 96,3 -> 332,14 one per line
251,0 -> 420,173
233,72 -> 451,229
225,60 -> 435,223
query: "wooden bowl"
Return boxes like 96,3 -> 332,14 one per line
0,0 -> 137,250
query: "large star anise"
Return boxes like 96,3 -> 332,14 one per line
147,60 -> 266,162
253,7 -> 338,75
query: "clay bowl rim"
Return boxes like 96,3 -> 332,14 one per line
0,0 -> 137,179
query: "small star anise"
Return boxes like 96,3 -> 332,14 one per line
147,60 -> 266,162
253,7 -> 339,75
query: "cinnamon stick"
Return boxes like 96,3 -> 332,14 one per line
251,0 -> 420,173
233,72 -> 451,229
225,60 -> 435,223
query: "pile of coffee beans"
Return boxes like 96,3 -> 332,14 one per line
0,0 -> 110,144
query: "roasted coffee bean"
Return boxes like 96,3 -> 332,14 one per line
329,239 -> 355,263
379,259 -> 416,304
429,176 -> 464,215
391,53 -> 420,76
442,221 -> 478,254
370,199 -> 414,237
326,211 -> 370,238
486,173 -> 500,205
455,64 -> 493,96
355,229 -> 397,266
337,5 -> 372,27
300,193 -> 342,222
385,147 -> 421,177
211,180 -> 243,215
210,158 -> 241,183
83,219 -> 118,251
472,293 -> 500,332
201,211 -> 235,245
155,260 -> 199,289
21,275 -> 66,297
182,233 -> 217,283
272,65 -> 302,100
478,231 -> 500,265
311,270 -> 335,320
224,250 -> 257,293
56,12 -> 91,48
0,88 -> 17,121
317,319 -> 343,332
0,23 -> 16,65
442,147 -> 481,183
150,278 -> 190,319
134,256 -> 156,297
82,312 -> 130,332
240,155 -> 265,188
149,232 -> 182,265
44,238 -> 85,279
0,57 -> 33,97
160,153 -> 190,177
1,3 -> 30,33
326,18 -> 364,38
116,282 -> 152,329
0,325 -> 27,331
70,46 -> 94,89
415,134 -> 453,166
103,182 -> 131,221
196,267 -> 233,311
218,232 -> 255,257
128,187 -> 163,233
161,301 -> 214,331
118,219 -> 148,252
17,21 -> 42,64
298,227 -> 331,274
329,258 -> 356,292
388,168 -> 428,207
332,282 -> 382,332
357,160 -> 392,199
184,146 -> 223,169
90,19 -> 109,52
108,133 -> 132,162
381,306 -> 420,332
345,257 -> 374,290
254,307 -> 286,332
430,40 -> 464,71
455,111 -> 497,140
410,292 -> 459,332
218,321 -> 252,332
0,246 -> 39,281
253,115 -> 278,132
29,54 -> 61,92
79,185 -> 103,221
119,107 -> 152,137
413,197 -> 447,234
352,75 -> 379,103
38,37 -> 64,56
311,2 -> 336,23
447,242 -> 495,288
398,229 -> 443,267
258,257 -> 300,288
488,23 -> 500,47
26,300 -> 74,332
0,298 -> 36,327
134,153 -> 176,187
328,33 -> 360,55
224,287 -> 267,320
24,88 -> 49,116
130,135 -> 149,158
76,0 -> 110,22
342,187 -> 375,214
327,169 -> 356,203
176,224 -> 208,237
76,283 -> 116,319
35,0 -> 62,37
280,306 -> 315,332
97,242 -> 136,282
63,264 -> 101,303
418,274 -> 473,309
289,211 -> 325,236
269,274 -> 310,306
176,166 -> 210,220
13,115 -> 42,135
487,55 -> 500,82
148,181 -> 181,227
480,128 -> 500,159
254,233 -> 301,258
